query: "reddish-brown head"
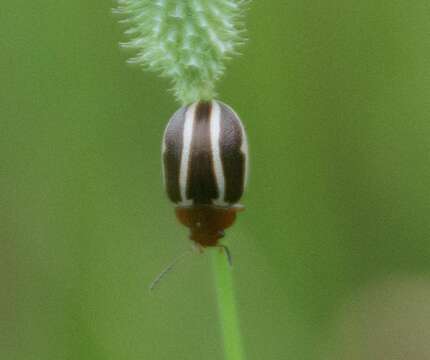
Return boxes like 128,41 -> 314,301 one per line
175,206 -> 242,247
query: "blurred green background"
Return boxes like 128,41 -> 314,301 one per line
2,1 -> 430,359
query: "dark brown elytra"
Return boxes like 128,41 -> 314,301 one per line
175,205 -> 244,248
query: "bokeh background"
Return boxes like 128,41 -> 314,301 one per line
2,1 -> 430,359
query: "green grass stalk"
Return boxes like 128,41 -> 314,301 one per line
212,249 -> 245,360
117,2 -> 248,357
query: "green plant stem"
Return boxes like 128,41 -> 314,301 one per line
211,249 -> 245,360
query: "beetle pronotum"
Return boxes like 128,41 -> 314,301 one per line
150,100 -> 248,289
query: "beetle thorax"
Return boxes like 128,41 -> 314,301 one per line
175,206 -> 240,247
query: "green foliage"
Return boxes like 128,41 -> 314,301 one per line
116,0 -> 247,104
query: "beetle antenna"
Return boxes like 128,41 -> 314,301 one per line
149,249 -> 193,291
218,245 -> 233,267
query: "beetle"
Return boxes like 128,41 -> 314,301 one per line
163,99 -> 249,251
150,100 -> 248,290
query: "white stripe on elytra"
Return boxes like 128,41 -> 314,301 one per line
210,101 -> 227,206
239,118 -> 249,188
178,103 -> 196,206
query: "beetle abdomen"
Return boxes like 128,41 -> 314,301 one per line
163,100 -> 248,207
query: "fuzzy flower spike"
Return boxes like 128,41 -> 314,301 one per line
116,0 -> 247,104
